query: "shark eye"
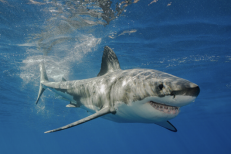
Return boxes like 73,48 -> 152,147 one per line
158,84 -> 163,90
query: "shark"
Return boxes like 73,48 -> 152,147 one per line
36,46 -> 200,133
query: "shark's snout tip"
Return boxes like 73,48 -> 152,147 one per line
193,86 -> 200,97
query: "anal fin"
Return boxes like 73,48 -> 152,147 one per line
155,121 -> 177,132
45,107 -> 113,133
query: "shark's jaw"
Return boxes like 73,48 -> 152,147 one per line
148,101 -> 180,115
104,93 -> 198,124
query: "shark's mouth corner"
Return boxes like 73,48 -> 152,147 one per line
148,101 -> 180,114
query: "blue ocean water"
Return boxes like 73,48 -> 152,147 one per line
0,0 -> 231,153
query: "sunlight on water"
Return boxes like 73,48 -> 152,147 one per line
20,34 -> 101,83
19,0 -> 135,84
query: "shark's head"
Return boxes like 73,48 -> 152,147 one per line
108,69 -> 200,124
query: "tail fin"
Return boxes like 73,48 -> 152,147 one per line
35,62 -> 49,104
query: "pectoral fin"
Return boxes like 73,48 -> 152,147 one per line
155,121 -> 177,132
45,107 -> 113,133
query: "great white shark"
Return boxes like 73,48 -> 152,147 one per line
36,46 -> 200,133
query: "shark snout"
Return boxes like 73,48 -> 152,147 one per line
159,81 -> 200,107
167,85 -> 200,107
171,85 -> 200,97
190,85 -> 200,97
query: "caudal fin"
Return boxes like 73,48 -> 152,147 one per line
35,62 -> 49,104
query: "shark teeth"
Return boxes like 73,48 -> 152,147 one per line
148,101 -> 180,114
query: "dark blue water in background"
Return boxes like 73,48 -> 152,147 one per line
0,0 -> 231,153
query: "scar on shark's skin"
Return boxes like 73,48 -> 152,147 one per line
35,46 -> 200,133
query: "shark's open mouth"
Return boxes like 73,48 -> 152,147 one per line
148,101 -> 180,114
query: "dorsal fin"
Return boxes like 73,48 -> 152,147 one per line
97,46 -> 121,77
